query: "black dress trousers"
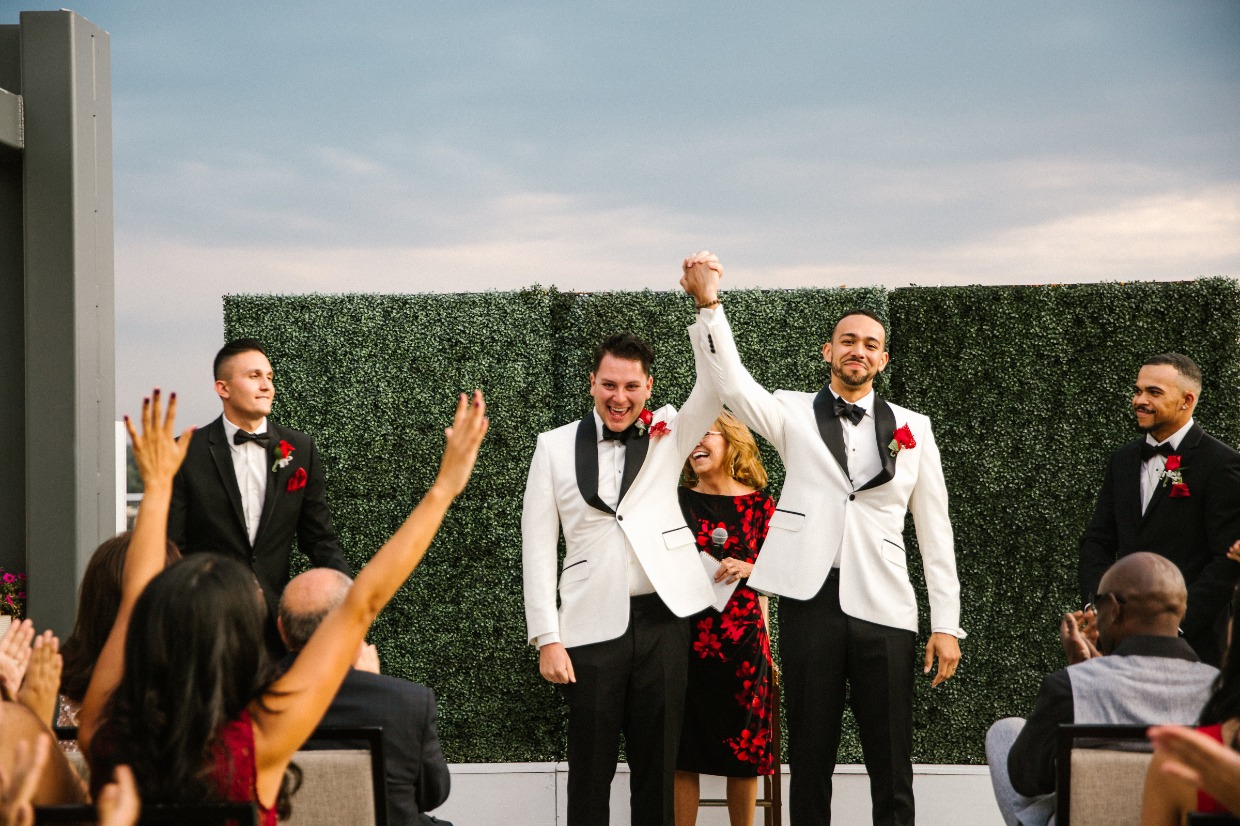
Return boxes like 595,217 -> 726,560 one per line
561,594 -> 690,826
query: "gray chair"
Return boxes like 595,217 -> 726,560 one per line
1056,724 -> 1152,825
287,726 -> 388,826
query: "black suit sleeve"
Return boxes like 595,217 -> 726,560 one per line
1008,669 -> 1074,797
296,437 -> 352,575
413,689 -> 451,814
1079,458 -> 1120,606
1183,448 -> 1240,639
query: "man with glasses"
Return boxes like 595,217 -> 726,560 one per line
985,553 -> 1218,826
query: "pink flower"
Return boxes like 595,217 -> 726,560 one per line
1,573 -> 14,584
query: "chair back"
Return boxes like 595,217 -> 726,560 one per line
1056,724 -> 1152,825
286,726 -> 387,826
1187,815 -> 1240,825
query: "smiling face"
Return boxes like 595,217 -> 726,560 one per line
216,349 -> 275,427
823,313 -> 889,394
688,427 -> 728,479
1132,363 -> 1193,441
589,354 -> 653,432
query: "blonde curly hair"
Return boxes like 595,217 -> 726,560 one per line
680,409 -> 768,490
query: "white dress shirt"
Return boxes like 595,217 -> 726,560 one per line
594,411 -> 657,597
1141,418 -> 1194,514
221,415 -> 269,546
831,388 -> 881,490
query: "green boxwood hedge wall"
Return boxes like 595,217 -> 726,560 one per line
225,277 -> 1239,765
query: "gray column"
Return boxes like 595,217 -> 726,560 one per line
19,10 -> 116,636
0,25 -> 22,579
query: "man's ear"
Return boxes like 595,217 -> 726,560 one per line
214,379 -> 229,401
821,342 -> 831,362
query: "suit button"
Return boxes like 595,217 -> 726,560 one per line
849,494 -> 856,501
617,514 -> 624,521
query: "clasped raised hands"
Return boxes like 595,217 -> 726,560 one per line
680,250 -> 724,307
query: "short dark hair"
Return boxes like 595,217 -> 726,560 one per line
831,309 -> 889,349
213,338 -> 268,380
592,333 -> 655,375
1143,353 -> 1202,389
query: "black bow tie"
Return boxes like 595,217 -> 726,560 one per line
602,423 -> 643,444
832,396 -> 866,426
233,430 -> 270,448
1140,441 -> 1174,462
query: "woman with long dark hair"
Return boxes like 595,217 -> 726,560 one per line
1142,584 -> 1240,822
58,532 -> 180,729
79,389 -> 487,823
674,410 -> 777,826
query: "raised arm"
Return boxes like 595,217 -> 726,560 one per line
251,391 -> 488,791
680,252 -> 789,454
79,391 -> 193,749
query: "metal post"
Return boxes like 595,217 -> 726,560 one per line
19,10 -> 116,635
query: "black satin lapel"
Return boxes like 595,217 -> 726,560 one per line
857,397 -> 897,492
618,433 -> 650,502
208,422 -> 248,536
575,416 -> 614,514
1142,432 -> 1197,523
813,387 -> 850,477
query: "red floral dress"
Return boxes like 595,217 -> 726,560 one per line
677,487 -> 776,776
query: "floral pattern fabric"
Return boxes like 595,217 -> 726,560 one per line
677,487 -> 776,777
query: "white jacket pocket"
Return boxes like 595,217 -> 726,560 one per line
880,539 -> 907,570
662,526 -> 696,549
769,508 -> 806,532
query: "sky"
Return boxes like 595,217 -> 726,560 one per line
11,1 -> 1240,426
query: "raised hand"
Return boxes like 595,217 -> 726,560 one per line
0,619 -> 34,701
432,391 -> 489,498
17,630 -> 62,727
122,388 -> 194,493
680,249 -> 724,307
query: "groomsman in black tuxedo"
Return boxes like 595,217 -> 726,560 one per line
522,324 -> 719,826
168,339 -> 352,644
1080,353 -> 1240,665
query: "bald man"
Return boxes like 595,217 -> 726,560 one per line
279,569 -> 452,826
984,553 -> 1219,826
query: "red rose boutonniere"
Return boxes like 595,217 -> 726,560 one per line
1162,454 -> 1189,497
272,440 -> 295,472
888,424 -> 916,458
287,467 -> 308,492
649,420 -> 671,437
635,408 -> 653,436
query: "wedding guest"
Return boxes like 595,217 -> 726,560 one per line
81,388 -> 487,824
278,569 -> 453,826
683,253 -> 964,826
1080,353 -> 1240,665
1142,584 -> 1240,822
169,339 -> 352,652
986,553 -> 1216,826
58,533 -> 179,728
674,411 -> 776,826
522,316 -> 720,825
0,702 -> 89,812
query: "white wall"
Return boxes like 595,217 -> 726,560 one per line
430,763 -> 1004,825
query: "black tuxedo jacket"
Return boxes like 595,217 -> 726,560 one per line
1079,423 -> 1240,663
168,416 -> 351,614
307,668 -> 452,826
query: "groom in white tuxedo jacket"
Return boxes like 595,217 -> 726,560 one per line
682,253 -> 966,826
522,320 -> 719,826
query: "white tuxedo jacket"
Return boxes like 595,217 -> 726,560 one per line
700,307 -> 965,636
522,320 -> 719,649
